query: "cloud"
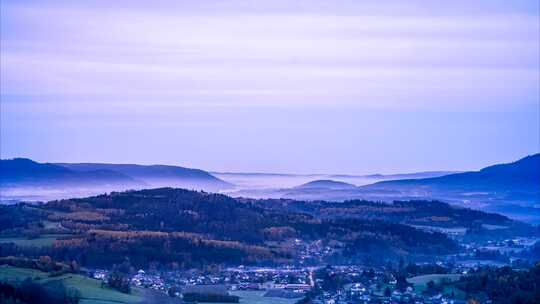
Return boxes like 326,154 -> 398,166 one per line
1,1 -> 538,172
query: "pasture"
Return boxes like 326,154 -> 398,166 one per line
0,234 -> 71,247
227,290 -> 299,304
0,265 -> 143,304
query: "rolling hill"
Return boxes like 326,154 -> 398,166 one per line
0,188 -> 465,268
359,171 -> 460,180
226,154 -> 539,223
364,154 -> 540,193
359,154 -> 540,222
0,158 -> 140,187
295,179 -> 357,190
0,159 -> 233,202
57,162 -> 232,191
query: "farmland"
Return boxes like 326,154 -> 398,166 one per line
0,265 -> 143,304
0,234 -> 71,247
230,290 -> 298,304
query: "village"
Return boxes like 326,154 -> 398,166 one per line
87,235 -> 538,304
91,263 -> 469,303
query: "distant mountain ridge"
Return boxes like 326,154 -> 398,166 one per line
213,171 -> 457,180
57,162 -> 232,191
295,179 -> 357,190
0,158 -> 232,193
365,154 -> 540,193
0,158 -> 139,187
358,171 -> 461,180
226,154 -> 540,223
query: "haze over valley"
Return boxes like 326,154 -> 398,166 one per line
2,154 -> 538,223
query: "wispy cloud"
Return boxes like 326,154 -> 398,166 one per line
1,1 -> 538,172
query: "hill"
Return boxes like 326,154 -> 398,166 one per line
0,188 -> 469,268
365,154 -> 540,193
360,171 -> 460,180
295,180 -> 357,190
0,264 -> 144,304
0,159 -> 233,202
57,162 -> 232,191
357,154 -> 540,223
2,187 -> 535,269
0,158 -> 140,188
220,155 -> 539,223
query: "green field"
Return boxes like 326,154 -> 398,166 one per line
407,273 -> 464,298
482,224 -> 508,230
410,225 -> 468,235
0,234 -> 72,247
215,291 -> 299,304
0,265 -> 143,304
407,274 -> 461,287
0,265 -> 302,304
42,220 -> 65,229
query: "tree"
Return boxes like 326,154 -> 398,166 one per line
37,256 -> 54,272
467,299 -> 480,304
107,261 -> 132,294
70,260 -> 80,273
107,270 -> 131,294
384,286 -> 392,297
396,275 -> 409,292
0,279 -> 80,304
424,280 -> 443,296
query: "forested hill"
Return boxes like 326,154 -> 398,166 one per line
57,162 -> 232,191
2,188 -> 535,269
0,158 -> 232,193
295,180 -> 357,190
0,188 -> 471,268
364,153 -> 540,193
0,158 -> 139,187
252,199 -> 512,226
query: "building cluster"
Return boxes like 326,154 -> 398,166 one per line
88,236 -> 538,303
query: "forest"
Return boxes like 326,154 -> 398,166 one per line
453,264 -> 540,304
0,188 -> 535,269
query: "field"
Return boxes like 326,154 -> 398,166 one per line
225,291 -> 298,304
407,273 -> 464,298
482,224 -> 508,230
407,273 -> 461,287
0,265 -> 301,304
410,225 -> 468,236
0,265 -> 143,304
42,220 -> 65,229
0,234 -> 71,247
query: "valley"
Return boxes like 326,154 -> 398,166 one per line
0,155 -> 539,303
0,186 -> 538,303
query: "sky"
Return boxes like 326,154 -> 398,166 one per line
1,0 -> 539,174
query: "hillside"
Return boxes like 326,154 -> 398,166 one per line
0,158 -> 140,187
0,159 -> 233,203
354,154 -> 540,223
364,154 -> 540,193
295,180 -> 357,190
360,171 -> 460,180
0,263 -> 145,304
250,198 -> 536,240
2,187 -> 535,270
57,162 -> 232,191
0,188 -> 466,268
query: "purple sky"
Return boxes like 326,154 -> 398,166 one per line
1,0 -> 539,174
